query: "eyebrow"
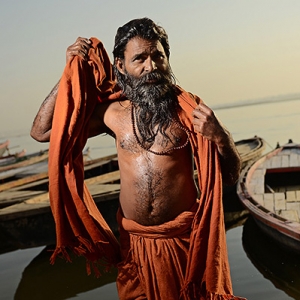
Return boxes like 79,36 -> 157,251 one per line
131,49 -> 164,62
131,52 -> 146,61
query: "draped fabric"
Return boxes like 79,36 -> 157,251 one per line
176,87 -> 245,299
116,204 -> 197,300
48,37 -> 245,299
48,38 -> 120,272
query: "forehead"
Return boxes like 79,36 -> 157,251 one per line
124,37 -> 165,58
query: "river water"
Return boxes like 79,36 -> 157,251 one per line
0,98 -> 300,299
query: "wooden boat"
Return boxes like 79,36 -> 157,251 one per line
0,172 -> 120,253
0,148 -> 92,181
0,149 -> 26,166
0,136 -> 267,252
0,149 -> 49,181
0,153 -> 118,207
237,141 -> 300,253
0,140 -> 9,157
222,136 -> 267,225
0,154 -> 120,252
234,136 -> 266,168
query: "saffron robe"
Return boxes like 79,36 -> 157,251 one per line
116,204 -> 198,300
48,38 -> 246,299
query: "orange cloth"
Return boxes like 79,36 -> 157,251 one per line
48,37 -> 245,299
114,86 -> 246,299
116,204 -> 198,300
48,38 -> 120,271
177,87 -> 245,299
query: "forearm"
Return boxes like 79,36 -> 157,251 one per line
30,81 -> 59,142
191,101 -> 241,184
215,129 -> 241,186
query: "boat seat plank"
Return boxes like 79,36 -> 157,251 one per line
87,183 -> 120,196
0,190 -> 46,203
286,191 -> 299,202
24,183 -> 120,204
277,210 -> 299,222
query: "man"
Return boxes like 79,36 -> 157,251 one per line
31,18 -> 244,300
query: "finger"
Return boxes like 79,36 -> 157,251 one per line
66,38 -> 92,62
67,49 -> 86,61
80,42 -> 92,59
76,37 -> 92,48
76,37 -> 91,44
195,102 -> 211,114
194,104 -> 215,121
81,43 -> 91,56
192,114 -> 205,126
192,107 -> 207,120
75,45 -> 91,59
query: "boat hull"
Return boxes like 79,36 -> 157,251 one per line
0,136 -> 268,253
237,143 -> 300,253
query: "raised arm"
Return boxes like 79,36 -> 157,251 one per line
30,37 -> 92,142
192,103 -> 241,185
30,81 -> 59,142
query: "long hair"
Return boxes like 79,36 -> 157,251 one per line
113,18 -> 178,147
113,18 -> 171,91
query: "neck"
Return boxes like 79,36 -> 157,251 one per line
131,104 -> 190,155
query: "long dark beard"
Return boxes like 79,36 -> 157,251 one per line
121,68 -> 177,145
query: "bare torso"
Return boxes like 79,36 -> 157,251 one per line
102,100 -> 198,226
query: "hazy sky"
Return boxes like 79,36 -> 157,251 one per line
0,0 -> 299,135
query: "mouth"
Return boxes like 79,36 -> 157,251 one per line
145,79 -> 158,84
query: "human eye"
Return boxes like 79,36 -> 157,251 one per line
153,51 -> 165,61
133,54 -> 145,63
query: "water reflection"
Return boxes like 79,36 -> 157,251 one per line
14,245 -> 117,300
11,215 -> 300,300
223,188 -> 249,231
242,217 -> 300,299
11,191 -> 247,300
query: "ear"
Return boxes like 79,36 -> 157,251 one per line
115,58 -> 125,75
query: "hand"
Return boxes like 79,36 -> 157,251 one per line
192,103 -> 241,184
192,103 -> 227,145
66,37 -> 92,63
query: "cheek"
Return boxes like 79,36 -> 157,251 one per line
126,64 -> 144,77
159,61 -> 170,72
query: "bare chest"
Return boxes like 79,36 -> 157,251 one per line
105,104 -> 197,225
113,109 -> 189,155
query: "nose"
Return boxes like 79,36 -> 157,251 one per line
144,57 -> 157,73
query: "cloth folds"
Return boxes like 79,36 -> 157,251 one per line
176,88 -> 245,299
116,204 -> 197,300
48,38 -> 120,271
48,37 -> 245,299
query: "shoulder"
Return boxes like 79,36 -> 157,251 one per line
104,100 -> 131,118
102,99 -> 131,137
104,99 -> 131,124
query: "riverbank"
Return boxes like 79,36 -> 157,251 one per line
0,98 -> 299,299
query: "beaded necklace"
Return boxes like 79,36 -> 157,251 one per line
131,105 -> 190,156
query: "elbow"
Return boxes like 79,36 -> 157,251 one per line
222,156 -> 241,186
232,156 -> 242,184
230,171 -> 240,185
30,129 -> 50,143
231,157 -> 242,185
223,173 -> 239,186
223,174 -> 238,186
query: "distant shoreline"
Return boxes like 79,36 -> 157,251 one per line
212,93 -> 300,110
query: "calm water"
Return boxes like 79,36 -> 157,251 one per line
0,98 -> 300,299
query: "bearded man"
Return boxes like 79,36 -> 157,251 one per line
31,18 -> 245,300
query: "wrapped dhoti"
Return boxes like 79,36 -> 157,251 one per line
116,203 -> 198,300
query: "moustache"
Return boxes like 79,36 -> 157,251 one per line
129,70 -> 172,88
